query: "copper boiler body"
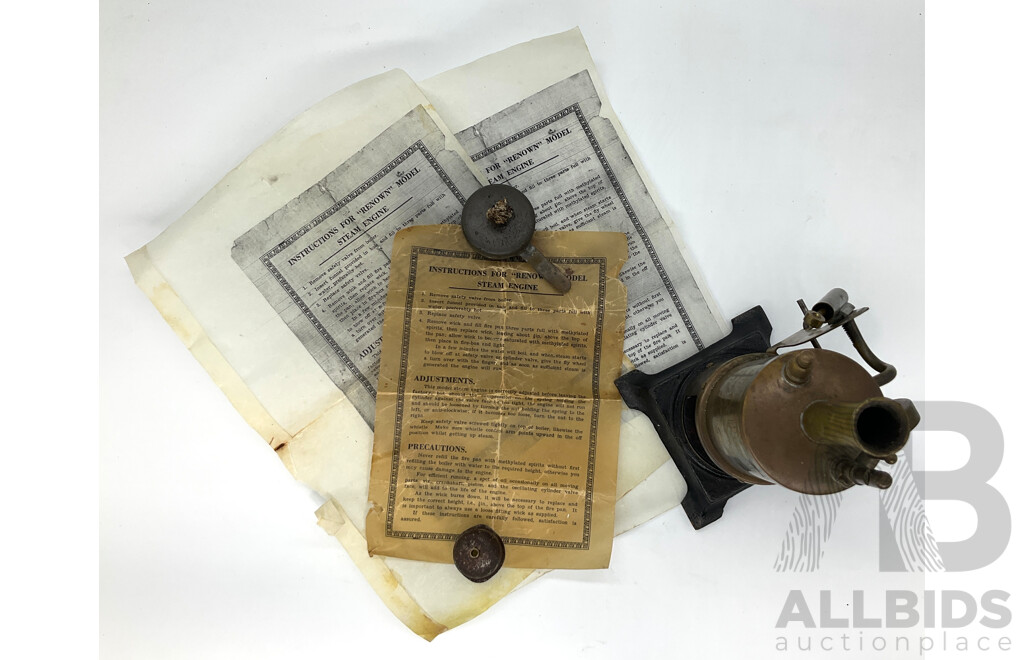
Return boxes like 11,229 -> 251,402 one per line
694,348 -> 911,495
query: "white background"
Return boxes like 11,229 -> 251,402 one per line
79,0 -> 1022,658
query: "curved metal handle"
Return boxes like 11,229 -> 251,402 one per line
842,319 -> 896,386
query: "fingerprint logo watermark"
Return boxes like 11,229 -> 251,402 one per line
771,402 -> 1013,654
774,402 -> 1008,573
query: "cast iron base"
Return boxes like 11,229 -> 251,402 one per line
615,307 -> 773,529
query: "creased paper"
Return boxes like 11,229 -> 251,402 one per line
367,226 -> 627,568
128,29 -> 706,639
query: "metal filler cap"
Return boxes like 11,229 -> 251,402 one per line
460,184 -> 571,293
453,524 -> 505,583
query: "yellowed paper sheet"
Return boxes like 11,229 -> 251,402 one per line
366,226 -> 627,568
127,30 -> 697,640
125,71 -> 542,640
421,28 -> 728,498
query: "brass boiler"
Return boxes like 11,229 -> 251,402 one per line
616,288 -> 920,527
696,348 -> 917,494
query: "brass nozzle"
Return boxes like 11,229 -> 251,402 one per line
801,397 -> 915,458
832,459 -> 894,489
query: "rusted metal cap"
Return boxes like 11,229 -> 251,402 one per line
453,524 -> 505,583
461,184 -> 536,259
